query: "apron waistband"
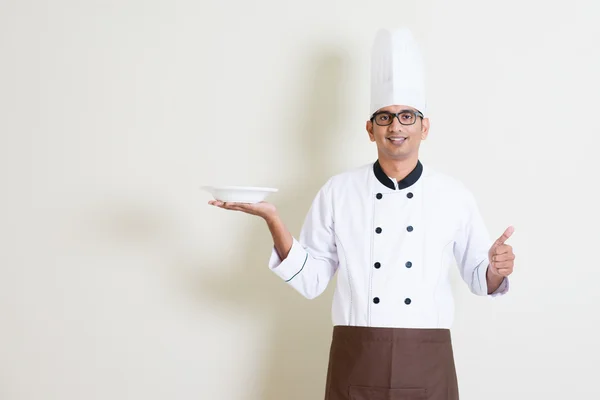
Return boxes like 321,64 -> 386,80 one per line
332,325 -> 452,344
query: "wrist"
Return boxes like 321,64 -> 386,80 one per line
486,265 -> 503,280
264,212 -> 280,225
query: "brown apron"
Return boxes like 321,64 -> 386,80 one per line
323,326 -> 459,400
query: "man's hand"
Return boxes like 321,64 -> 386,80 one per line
208,200 -> 278,222
488,226 -> 516,278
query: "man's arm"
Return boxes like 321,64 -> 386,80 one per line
209,179 -> 339,300
265,213 -> 293,261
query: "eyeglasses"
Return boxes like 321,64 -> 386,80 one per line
370,110 -> 424,126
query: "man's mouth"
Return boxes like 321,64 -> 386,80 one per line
387,136 -> 407,145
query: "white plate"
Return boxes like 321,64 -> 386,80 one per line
201,186 -> 278,204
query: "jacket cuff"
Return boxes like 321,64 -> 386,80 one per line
268,238 -> 309,282
490,276 -> 509,297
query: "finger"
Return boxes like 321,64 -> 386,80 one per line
492,253 -> 515,262
493,226 -> 515,247
495,268 -> 513,277
224,203 -> 259,214
221,201 -> 245,208
223,201 -> 253,208
211,202 -> 229,209
493,244 -> 513,256
211,201 -> 238,210
222,202 -> 246,211
225,203 -> 252,211
493,261 -> 513,270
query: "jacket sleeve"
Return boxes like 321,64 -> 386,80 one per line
267,179 -> 339,299
453,189 -> 509,297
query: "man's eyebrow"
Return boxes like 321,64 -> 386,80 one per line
378,109 -> 414,114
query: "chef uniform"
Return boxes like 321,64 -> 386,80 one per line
268,28 -> 509,400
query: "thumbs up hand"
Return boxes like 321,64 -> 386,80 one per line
488,226 -> 516,278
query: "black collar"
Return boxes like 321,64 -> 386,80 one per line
373,160 -> 423,190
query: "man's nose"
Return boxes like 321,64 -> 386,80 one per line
388,116 -> 403,132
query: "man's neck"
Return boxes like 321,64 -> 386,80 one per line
378,156 -> 419,182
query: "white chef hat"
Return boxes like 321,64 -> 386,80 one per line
370,27 -> 427,117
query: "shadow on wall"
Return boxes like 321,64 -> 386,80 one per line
183,48 -> 350,400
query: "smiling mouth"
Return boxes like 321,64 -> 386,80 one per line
387,137 -> 407,144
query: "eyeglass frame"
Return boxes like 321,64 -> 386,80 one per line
370,109 -> 425,126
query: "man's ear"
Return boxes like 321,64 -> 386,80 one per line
421,118 -> 430,140
366,120 -> 375,142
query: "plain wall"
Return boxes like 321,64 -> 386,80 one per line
1,0 -> 599,399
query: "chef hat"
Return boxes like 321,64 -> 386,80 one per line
370,27 -> 427,117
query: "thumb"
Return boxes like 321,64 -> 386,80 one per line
492,226 -> 515,249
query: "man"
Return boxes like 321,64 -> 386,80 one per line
209,28 -> 515,400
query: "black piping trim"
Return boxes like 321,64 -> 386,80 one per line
373,160 -> 423,190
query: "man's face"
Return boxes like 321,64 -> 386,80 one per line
366,104 -> 430,161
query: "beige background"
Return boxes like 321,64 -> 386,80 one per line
1,0 -> 599,399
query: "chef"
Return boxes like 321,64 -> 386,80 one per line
209,27 -> 516,400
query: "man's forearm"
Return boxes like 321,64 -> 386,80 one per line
265,214 -> 293,261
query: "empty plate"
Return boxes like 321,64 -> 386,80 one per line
201,186 -> 278,204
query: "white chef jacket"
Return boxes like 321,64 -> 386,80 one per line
268,160 -> 509,329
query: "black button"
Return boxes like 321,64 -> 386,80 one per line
407,226 -> 413,232
404,298 -> 412,305
374,262 -> 381,269
407,192 -> 413,199
375,227 -> 382,234
376,193 -> 383,200
373,297 -> 380,304
405,261 -> 412,268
